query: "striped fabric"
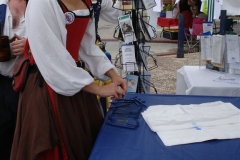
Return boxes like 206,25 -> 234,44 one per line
207,0 -> 214,22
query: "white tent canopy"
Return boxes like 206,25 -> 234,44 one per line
174,0 -> 240,16
222,0 -> 240,16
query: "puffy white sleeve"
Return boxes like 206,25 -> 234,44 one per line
26,0 -> 94,96
99,0 -> 120,23
79,18 -> 117,81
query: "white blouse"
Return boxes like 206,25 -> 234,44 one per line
26,0 -> 117,96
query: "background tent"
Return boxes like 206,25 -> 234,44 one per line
222,0 -> 240,16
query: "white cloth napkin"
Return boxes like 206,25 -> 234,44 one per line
142,101 -> 240,146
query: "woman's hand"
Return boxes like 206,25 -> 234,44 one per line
105,69 -> 128,95
97,83 -> 125,100
111,75 -> 128,95
11,33 -> 26,56
82,69 -> 128,99
82,82 -> 125,100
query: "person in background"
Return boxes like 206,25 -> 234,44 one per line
188,0 -> 203,18
0,0 -> 26,159
175,0 -> 193,28
190,0 -> 207,18
93,0 -> 120,27
10,0 -> 127,160
92,0 -> 120,58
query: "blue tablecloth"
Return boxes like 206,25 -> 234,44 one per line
89,94 -> 240,160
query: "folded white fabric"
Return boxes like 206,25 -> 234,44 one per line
142,101 -> 240,146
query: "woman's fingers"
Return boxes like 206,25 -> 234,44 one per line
116,86 -> 124,99
111,85 -> 122,100
98,83 -> 125,100
11,39 -> 26,56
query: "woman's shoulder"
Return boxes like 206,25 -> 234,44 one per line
0,0 -> 8,5
28,0 -> 55,8
27,0 -> 58,13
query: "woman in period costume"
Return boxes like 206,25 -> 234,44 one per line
10,0 -> 127,159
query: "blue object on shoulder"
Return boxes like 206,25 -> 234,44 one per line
0,3 -> 7,35
104,51 -> 112,62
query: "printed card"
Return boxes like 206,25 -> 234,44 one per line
118,14 -> 136,43
121,44 -> 138,72
125,74 -> 138,93
142,0 -> 156,10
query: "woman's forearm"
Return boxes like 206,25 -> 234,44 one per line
82,82 -> 101,95
105,69 -> 117,79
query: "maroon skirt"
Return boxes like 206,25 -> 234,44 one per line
10,70 -> 103,160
